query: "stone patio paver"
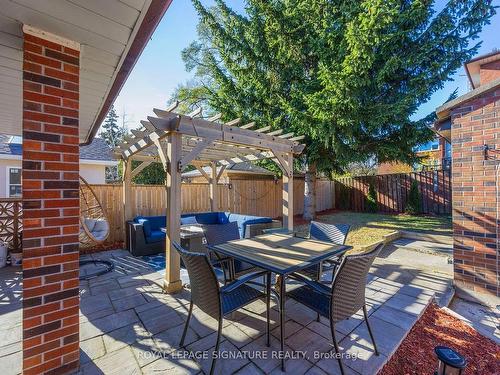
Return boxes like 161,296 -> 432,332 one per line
80,336 -> 106,365
371,304 -> 421,331
141,354 -> 201,375
102,322 -> 151,353
0,242 -> 447,375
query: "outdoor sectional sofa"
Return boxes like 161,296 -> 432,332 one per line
126,211 -> 281,256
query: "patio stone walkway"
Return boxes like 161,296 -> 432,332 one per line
0,241 -> 449,374
77,247 -> 437,375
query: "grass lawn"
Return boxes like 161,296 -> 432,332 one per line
295,211 -> 452,248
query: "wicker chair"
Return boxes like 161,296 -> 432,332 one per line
287,244 -> 383,375
298,221 -> 350,281
173,242 -> 271,375
203,222 -> 257,281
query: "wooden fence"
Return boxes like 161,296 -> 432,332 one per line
91,178 -> 336,243
334,170 -> 451,215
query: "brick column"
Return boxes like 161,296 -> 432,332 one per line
22,27 -> 81,374
451,90 -> 500,297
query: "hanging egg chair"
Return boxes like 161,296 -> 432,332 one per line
79,176 -> 110,248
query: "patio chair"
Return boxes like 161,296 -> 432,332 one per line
173,242 -> 271,375
203,221 -> 258,281
287,244 -> 383,375
297,221 -> 350,282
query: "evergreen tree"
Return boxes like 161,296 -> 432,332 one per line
183,0 -> 494,219
101,105 -> 123,147
366,182 -> 378,213
101,105 -> 124,182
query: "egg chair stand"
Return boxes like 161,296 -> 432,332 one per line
79,176 -> 110,248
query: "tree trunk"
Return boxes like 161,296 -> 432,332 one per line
303,162 -> 317,221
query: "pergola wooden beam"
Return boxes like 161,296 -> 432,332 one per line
118,106 -> 305,294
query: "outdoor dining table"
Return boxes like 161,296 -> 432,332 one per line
208,233 -> 351,371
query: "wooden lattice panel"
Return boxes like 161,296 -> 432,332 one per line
0,199 -> 22,251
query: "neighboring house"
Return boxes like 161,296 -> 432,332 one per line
182,162 -> 274,183
378,119 -> 452,174
0,134 -> 116,197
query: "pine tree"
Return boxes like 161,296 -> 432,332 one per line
366,182 -> 378,213
184,0 -> 495,219
101,105 -> 124,182
101,105 -> 123,148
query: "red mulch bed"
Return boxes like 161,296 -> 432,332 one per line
380,303 -> 500,375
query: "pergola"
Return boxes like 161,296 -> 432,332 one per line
116,102 -> 305,293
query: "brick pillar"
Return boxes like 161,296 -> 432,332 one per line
22,27 -> 81,374
451,90 -> 500,297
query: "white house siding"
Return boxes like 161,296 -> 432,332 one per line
80,163 -> 106,185
0,159 -> 107,197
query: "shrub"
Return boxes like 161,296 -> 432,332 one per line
338,185 -> 351,210
365,182 -> 378,213
405,180 -> 422,215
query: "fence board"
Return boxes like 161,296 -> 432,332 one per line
90,178 -> 336,244
334,170 -> 451,216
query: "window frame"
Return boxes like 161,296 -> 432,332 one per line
415,139 -> 440,153
6,166 -> 22,198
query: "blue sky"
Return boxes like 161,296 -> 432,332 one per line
113,0 -> 499,131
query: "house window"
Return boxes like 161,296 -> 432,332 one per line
7,167 -> 22,197
415,139 -> 439,152
444,140 -> 451,159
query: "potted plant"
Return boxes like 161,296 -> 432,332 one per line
10,249 -> 22,266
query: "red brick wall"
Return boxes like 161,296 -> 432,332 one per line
450,88 -> 499,297
22,32 -> 80,374
480,60 -> 500,86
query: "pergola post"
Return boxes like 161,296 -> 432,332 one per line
123,159 -> 133,234
164,132 -> 183,293
282,153 -> 294,231
209,161 -> 218,211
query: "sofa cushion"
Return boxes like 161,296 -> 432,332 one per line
148,216 -> 166,230
217,212 -> 230,224
228,213 -> 272,238
191,212 -> 221,225
181,215 -> 198,225
146,230 -> 165,244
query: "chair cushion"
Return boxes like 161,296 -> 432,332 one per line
146,230 -> 165,244
181,215 -> 198,225
91,230 -> 108,241
93,219 -> 109,232
84,218 -> 97,232
221,284 -> 264,314
228,213 -> 272,238
287,284 -> 332,318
